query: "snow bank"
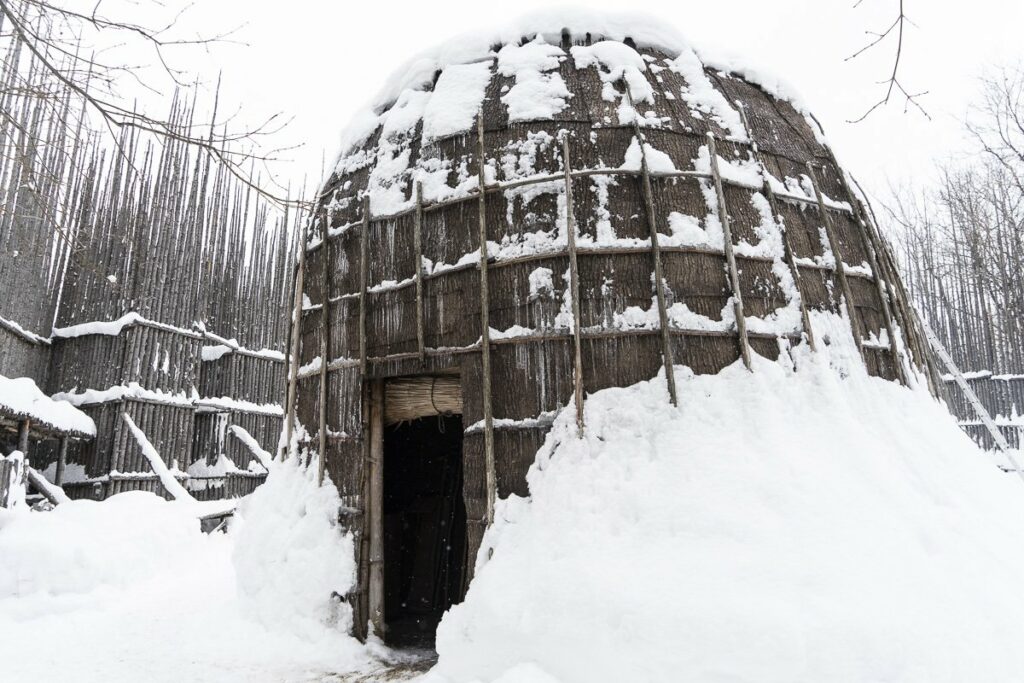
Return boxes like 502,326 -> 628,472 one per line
0,492 -> 213,596
0,489 -> 375,682
232,455 -> 357,640
430,336 -> 1024,681
0,373 -> 95,436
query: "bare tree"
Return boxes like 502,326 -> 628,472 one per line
846,0 -> 929,123
890,67 -> 1024,374
0,0 -> 299,206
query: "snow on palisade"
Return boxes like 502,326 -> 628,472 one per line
426,345 -> 1024,682
231,454 -> 358,640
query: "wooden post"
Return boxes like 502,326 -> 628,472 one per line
317,209 -> 331,485
413,181 -> 426,366
282,221 -> 308,460
626,86 -> 678,405
54,436 -> 68,486
706,134 -> 753,370
736,107 -> 816,352
806,164 -> 866,360
562,136 -> 585,435
359,198 -> 370,376
476,111 -> 497,527
17,419 -> 29,456
825,154 -> 908,385
367,378 -> 385,636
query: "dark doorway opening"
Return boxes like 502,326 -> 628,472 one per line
382,414 -> 466,648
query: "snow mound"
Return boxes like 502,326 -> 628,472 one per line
232,455 -> 357,640
431,347 -> 1024,682
0,488 -> 374,682
0,492 -> 214,597
0,373 -> 95,436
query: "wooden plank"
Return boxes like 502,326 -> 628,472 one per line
367,378 -> 385,636
477,111 -> 497,526
806,163 -> 866,360
706,134 -> 753,370
562,136 -> 585,434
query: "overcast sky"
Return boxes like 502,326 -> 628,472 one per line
140,1 -> 1023,200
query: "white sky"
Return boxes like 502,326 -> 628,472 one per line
114,0 -> 1024,200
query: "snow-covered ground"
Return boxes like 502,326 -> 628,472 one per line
424,323 -> 1024,682
6,317 -> 1024,682
0,462 -> 387,683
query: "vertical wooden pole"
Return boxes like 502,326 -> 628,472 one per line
317,211 -> 331,485
54,436 -> 68,486
413,181 -> 426,366
806,164 -> 866,360
562,136 -> 586,435
625,86 -> 678,405
17,419 -> 29,456
476,111 -> 497,526
707,134 -> 753,370
367,378 -> 385,636
736,107 -> 816,352
282,222 -> 307,460
825,155 -> 907,385
359,198 -> 370,377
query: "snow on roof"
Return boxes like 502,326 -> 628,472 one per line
0,374 -> 96,437
331,9 -> 808,169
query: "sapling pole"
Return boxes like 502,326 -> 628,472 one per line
625,84 -> 678,405
476,111 -> 497,526
707,134 -> 752,370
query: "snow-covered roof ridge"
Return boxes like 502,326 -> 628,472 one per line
331,8 -> 809,168
0,374 -> 96,437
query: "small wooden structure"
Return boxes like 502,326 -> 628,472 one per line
294,30 -> 935,643
0,398 -> 93,507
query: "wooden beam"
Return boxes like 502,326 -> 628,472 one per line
626,86 -> 678,405
367,378 -> 385,637
806,164 -> 866,360
562,136 -> 585,435
706,134 -> 753,370
476,111 -> 497,526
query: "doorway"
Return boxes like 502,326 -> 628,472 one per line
372,377 -> 467,648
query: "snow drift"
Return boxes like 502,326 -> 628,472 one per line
428,329 -> 1024,682
232,454 -> 357,640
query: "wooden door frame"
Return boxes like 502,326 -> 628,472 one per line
367,378 -> 385,637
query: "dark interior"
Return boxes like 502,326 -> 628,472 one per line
383,414 -> 466,648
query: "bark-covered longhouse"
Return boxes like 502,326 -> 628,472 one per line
292,29 -> 942,643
